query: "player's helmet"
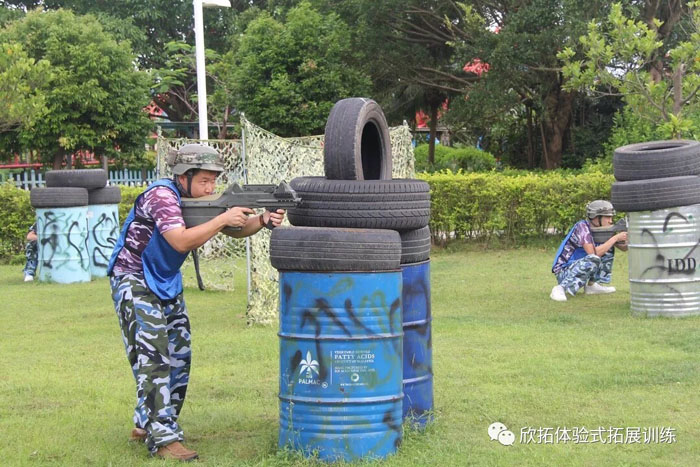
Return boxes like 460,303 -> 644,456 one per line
167,144 -> 225,175
586,200 -> 615,219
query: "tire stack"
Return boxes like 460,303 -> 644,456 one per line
271,98 -> 432,461
611,140 -> 700,317
30,169 -> 119,282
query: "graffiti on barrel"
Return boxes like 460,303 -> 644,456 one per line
401,260 -> 433,425
88,206 -> 120,276
629,207 -> 700,316
279,271 -> 403,461
36,207 -> 90,283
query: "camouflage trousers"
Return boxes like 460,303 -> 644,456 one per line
555,251 -> 614,296
23,240 -> 37,276
110,273 -> 191,453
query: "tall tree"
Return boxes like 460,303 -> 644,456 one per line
2,0 -> 242,123
222,1 -> 371,136
0,9 -> 152,168
560,1 -> 700,139
448,0 -> 621,169
332,0 -> 482,164
0,42 -> 50,135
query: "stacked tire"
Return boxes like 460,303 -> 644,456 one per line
30,169 -> 120,282
271,98 -> 432,461
611,140 -> 700,317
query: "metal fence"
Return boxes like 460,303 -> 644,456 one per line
7,168 -> 156,190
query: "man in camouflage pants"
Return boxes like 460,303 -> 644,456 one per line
108,144 -> 285,461
23,223 -> 38,281
550,200 -> 628,302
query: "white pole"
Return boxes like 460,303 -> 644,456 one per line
193,0 -> 208,141
193,0 -> 230,141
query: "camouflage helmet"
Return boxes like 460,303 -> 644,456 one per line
167,144 -> 225,175
586,200 -> 615,219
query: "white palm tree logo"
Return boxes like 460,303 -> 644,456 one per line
299,351 -> 319,378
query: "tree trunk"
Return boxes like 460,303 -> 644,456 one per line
526,105 -> 535,169
53,147 -> 65,170
541,87 -> 575,169
428,102 -> 439,165
218,104 -> 229,140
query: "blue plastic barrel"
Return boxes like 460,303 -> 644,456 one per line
36,206 -> 90,283
87,204 -> 120,277
401,260 -> 433,425
278,271 -> 403,461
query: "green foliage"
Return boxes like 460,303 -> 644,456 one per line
603,106 -> 663,155
414,144 -> 497,173
0,182 -> 33,262
419,170 -> 615,243
0,41 -> 51,133
0,9 -> 152,164
225,1 -> 372,136
559,2 -> 700,139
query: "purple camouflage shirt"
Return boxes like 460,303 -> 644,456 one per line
552,221 -> 594,273
111,186 -> 185,275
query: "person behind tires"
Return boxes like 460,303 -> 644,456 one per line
550,200 -> 628,302
107,144 -> 285,461
23,223 -> 38,281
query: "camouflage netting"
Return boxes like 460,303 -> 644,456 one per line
156,116 -> 415,325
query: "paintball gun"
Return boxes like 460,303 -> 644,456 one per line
590,217 -> 627,245
181,181 -> 301,234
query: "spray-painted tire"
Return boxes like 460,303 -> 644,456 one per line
288,177 -> 430,231
613,140 -> 700,181
88,186 -> 122,204
611,176 -> 700,212
400,226 -> 431,264
324,98 -> 392,180
45,169 -> 108,189
30,187 -> 88,208
270,226 -> 401,271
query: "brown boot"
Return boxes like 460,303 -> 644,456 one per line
129,428 -> 147,442
154,441 -> 198,461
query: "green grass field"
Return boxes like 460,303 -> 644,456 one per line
2,245 -> 699,466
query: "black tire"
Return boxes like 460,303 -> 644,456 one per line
270,227 -> 401,271
613,140 -> 700,181
324,98 -> 392,180
611,176 -> 700,212
288,177 -> 430,231
88,186 -> 122,205
400,226 -> 431,264
30,187 -> 88,208
45,169 -> 108,189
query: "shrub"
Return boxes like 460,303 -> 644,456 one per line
117,185 -> 145,224
418,170 -> 615,243
414,144 -> 497,173
0,182 -> 34,263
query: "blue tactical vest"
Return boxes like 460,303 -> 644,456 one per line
551,220 -> 589,273
107,179 -> 189,300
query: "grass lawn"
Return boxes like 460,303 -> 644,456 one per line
2,244 -> 699,466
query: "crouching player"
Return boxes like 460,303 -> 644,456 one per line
550,200 -> 627,302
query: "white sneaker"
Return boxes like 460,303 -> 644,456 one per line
550,285 -> 567,302
24,274 -> 34,282
584,282 -> 616,294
